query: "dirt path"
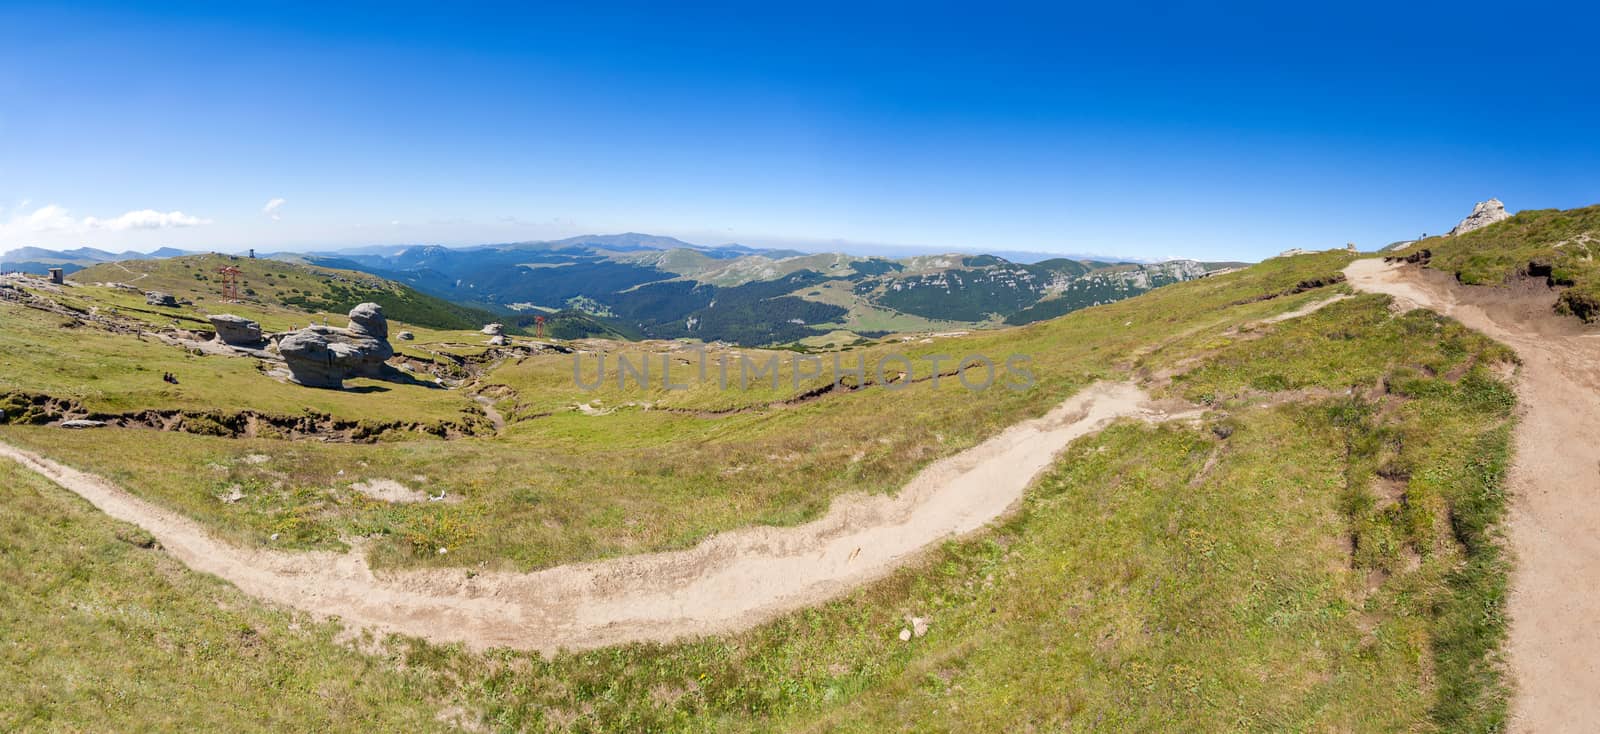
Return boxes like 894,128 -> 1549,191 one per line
113,261 -> 150,282
1346,259 -> 1600,733
0,381 -> 1195,654
473,395 -> 506,434
1260,293 -> 1351,324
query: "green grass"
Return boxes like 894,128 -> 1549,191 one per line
0,250 -> 1517,730
2,253 -> 1364,571
411,294 -> 1507,732
0,458 -> 447,732
72,253 -> 499,330
3,252 -> 1363,570
0,303 -> 481,427
1395,202 -> 1600,320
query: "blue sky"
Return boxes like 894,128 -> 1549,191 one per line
2,1 -> 1597,261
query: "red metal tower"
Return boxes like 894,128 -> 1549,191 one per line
534,315 -> 546,339
217,266 -> 242,301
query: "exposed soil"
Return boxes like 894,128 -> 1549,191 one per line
349,479 -> 430,503
0,381 -> 1198,654
0,390 -> 492,442
1259,294 -> 1352,324
1346,258 -> 1600,733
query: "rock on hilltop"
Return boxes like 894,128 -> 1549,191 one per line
1449,198 -> 1511,236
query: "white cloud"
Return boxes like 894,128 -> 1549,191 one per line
19,204 -> 77,231
1,203 -> 211,235
84,209 -> 210,230
262,197 -> 286,220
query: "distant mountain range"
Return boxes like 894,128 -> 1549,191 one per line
8,235 -> 1242,345
296,234 -> 1241,344
0,246 -> 199,275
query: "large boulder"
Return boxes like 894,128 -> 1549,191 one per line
481,323 -> 503,336
348,302 -> 388,339
1448,198 -> 1511,236
276,303 -> 395,388
145,291 -> 178,307
277,330 -> 350,388
208,314 -> 264,346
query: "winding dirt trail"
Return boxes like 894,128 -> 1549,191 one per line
0,381 -> 1194,654
1346,259 -> 1600,733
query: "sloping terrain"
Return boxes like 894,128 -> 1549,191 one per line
0,245 -> 1522,730
1347,258 -> 1600,734
73,253 -> 500,331
0,382 -> 1191,653
1392,203 -> 1600,319
0,458 -> 444,732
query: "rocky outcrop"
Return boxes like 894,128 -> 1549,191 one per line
276,302 -> 395,388
145,291 -> 179,307
395,331 -> 414,341
1448,198 -> 1511,236
482,322 -> 507,346
208,314 -> 265,346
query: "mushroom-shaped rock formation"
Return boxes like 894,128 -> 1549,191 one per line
276,302 -> 395,388
208,314 -> 265,346
482,323 -> 506,346
145,291 -> 179,307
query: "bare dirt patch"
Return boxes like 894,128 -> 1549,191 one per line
350,479 -> 429,503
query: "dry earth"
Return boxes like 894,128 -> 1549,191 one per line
1346,258 -> 1600,733
0,381 -> 1198,653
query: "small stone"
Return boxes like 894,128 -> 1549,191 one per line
909,616 -> 929,638
437,547 -> 449,555
59,419 -> 106,429
898,628 -> 912,642
144,291 -> 179,307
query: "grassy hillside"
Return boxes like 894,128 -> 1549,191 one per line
74,254 -> 500,331
1394,203 -> 1600,319
0,458 -> 446,732
2,251 -> 1516,730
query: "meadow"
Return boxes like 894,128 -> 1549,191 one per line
0,249 -> 1515,730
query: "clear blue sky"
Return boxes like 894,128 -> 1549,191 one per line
2,1 -> 1597,261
